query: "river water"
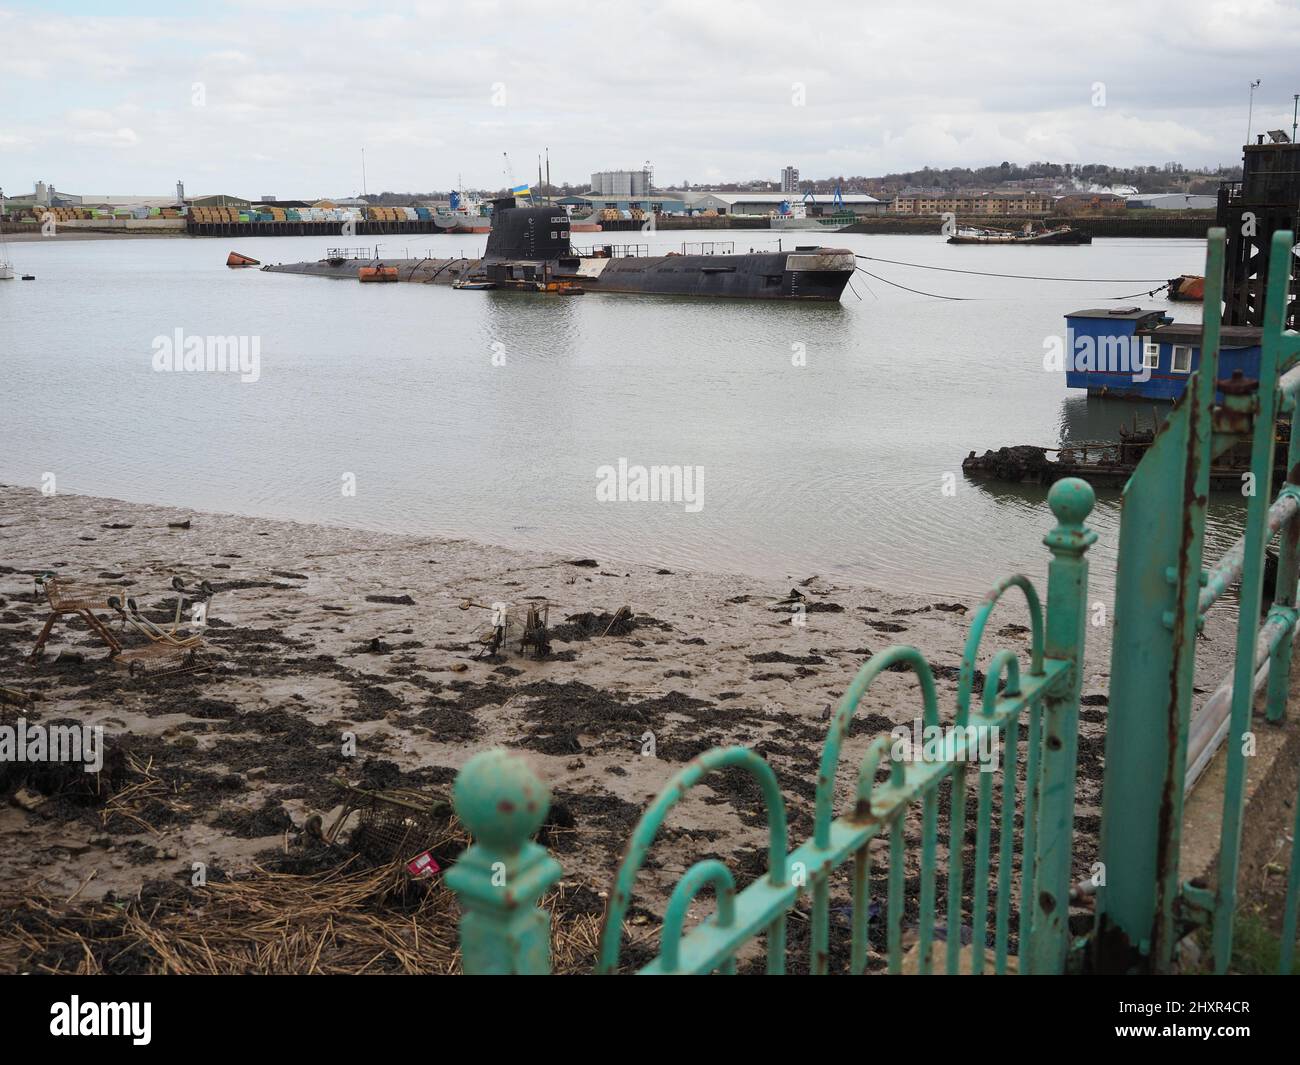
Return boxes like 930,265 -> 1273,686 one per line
1,229 -> 1237,601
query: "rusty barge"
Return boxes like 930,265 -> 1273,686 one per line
260,197 -> 855,302
964,419 -> 1291,491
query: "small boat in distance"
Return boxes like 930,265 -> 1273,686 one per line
226,251 -> 261,268
435,189 -> 490,234
769,199 -> 849,232
948,222 -> 1091,245
0,190 -> 16,279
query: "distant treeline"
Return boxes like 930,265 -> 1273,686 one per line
355,160 -> 1243,204
855,160 -> 1242,196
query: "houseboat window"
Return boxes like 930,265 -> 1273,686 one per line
1143,340 -> 1160,369
1171,345 -> 1193,373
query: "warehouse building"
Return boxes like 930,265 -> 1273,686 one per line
685,191 -> 886,217
891,191 -> 1054,215
1126,193 -> 1217,210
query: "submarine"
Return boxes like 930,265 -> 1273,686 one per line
260,197 -> 855,302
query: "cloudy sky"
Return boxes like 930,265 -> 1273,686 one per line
2,0 -> 1298,198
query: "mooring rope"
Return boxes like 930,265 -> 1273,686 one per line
1106,282 -> 1173,300
854,266 -> 973,300
853,254 -> 1170,284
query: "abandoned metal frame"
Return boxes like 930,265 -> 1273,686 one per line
446,230 -> 1300,974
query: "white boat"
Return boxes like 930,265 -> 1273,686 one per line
435,189 -> 490,233
768,201 -> 847,232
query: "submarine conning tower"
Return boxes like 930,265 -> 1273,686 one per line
483,196 -> 572,260
1217,134 -> 1300,328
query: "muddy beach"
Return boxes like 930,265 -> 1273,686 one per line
0,484 -> 1119,973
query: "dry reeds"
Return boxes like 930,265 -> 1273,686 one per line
0,860 -> 646,975
100,753 -> 189,836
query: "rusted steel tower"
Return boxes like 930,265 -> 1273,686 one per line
1217,134 -> 1300,328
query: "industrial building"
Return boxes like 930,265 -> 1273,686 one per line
589,168 -> 653,197
1126,193 -> 1217,211
891,191 -> 1054,215
559,194 -> 686,215
686,191 -> 886,217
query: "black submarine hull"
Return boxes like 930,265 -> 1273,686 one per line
260,197 -> 855,301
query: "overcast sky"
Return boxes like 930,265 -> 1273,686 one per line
3,0 -> 1299,198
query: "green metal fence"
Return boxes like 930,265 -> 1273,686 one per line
1094,229 -> 1300,974
446,229 -> 1300,974
447,476 -> 1099,975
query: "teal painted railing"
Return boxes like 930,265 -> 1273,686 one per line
447,230 -> 1300,974
1095,229 -> 1300,974
448,479 -> 1098,974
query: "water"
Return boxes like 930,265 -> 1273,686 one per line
0,229 -> 1241,600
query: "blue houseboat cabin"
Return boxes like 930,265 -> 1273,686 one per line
1063,307 -> 1263,401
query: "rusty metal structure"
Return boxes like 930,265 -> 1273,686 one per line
1218,135 -> 1300,328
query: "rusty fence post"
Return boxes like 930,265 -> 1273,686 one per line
1025,478 -> 1096,974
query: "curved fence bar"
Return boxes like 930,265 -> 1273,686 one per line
957,575 -> 1044,726
595,746 -> 789,974
813,645 -> 938,850
949,648 -> 1023,974
660,860 -> 738,973
810,646 -> 939,973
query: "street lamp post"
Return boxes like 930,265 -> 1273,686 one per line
1247,79 -> 1262,145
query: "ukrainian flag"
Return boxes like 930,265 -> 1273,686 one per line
510,183 -> 531,197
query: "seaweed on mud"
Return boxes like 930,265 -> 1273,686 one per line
205,626 -> 310,650
549,611 -> 672,643
207,579 -> 297,593
347,683 -> 404,721
544,788 -> 643,854
511,680 -> 718,757
411,697 -> 483,742
211,798 -> 294,839
747,651 -> 827,665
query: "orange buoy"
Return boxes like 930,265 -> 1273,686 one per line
226,251 -> 261,267
358,265 -> 399,282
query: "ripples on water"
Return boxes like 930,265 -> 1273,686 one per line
2,231 -> 1241,601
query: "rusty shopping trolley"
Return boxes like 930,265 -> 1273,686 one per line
105,577 -> 217,678
28,572 -> 127,662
